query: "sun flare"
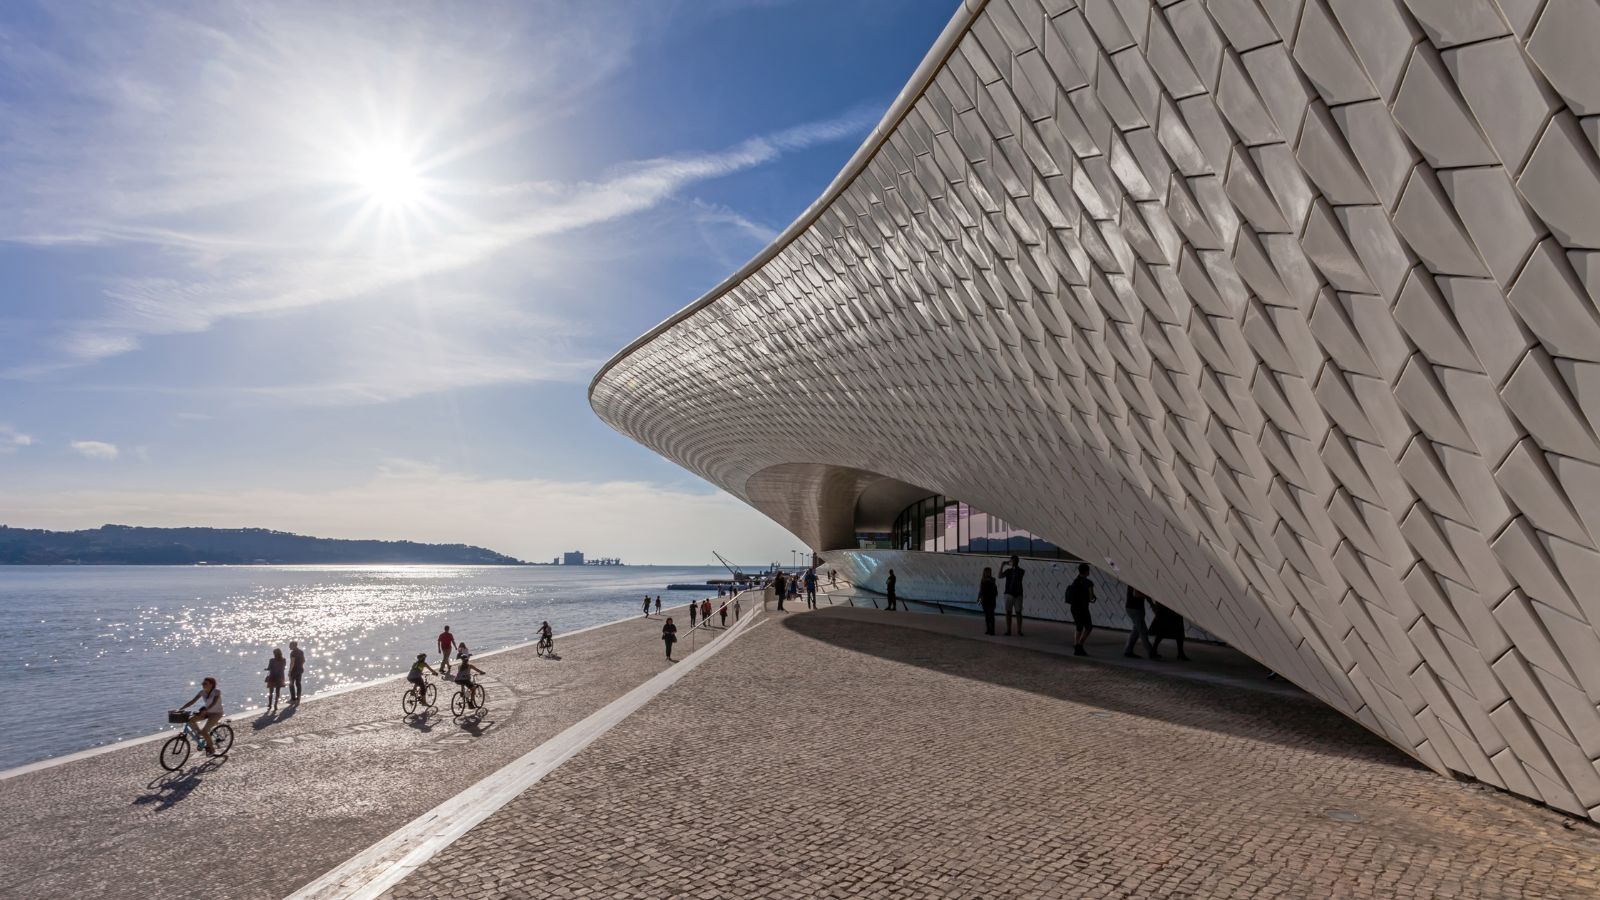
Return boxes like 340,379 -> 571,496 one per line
351,143 -> 424,209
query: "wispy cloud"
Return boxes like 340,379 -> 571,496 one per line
69,439 -> 119,460
0,425 -> 34,453
0,0 -> 882,398
0,459 -> 800,564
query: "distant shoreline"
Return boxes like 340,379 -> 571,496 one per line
0,523 -> 534,566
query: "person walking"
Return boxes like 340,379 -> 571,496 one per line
662,617 -> 678,660
977,567 -> 999,635
719,600 -> 729,627
885,569 -> 897,610
804,568 -> 818,608
1123,587 -> 1154,658
773,571 -> 787,611
1149,601 -> 1190,661
643,595 -> 652,617
689,600 -> 698,628
999,555 -> 1026,636
436,625 -> 456,675
288,640 -> 306,703
701,597 -> 713,626
734,596 -> 742,620
655,596 -> 662,615
1065,563 -> 1096,655
265,647 -> 287,712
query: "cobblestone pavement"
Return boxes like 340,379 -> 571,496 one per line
0,600 -> 728,900
386,606 -> 1600,899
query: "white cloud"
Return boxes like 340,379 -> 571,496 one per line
0,425 -> 34,452
68,440 -> 119,460
0,1 -> 882,396
0,459 -> 800,564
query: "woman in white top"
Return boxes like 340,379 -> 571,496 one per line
178,677 -> 225,751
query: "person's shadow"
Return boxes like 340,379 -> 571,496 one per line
251,707 -> 288,731
405,709 -> 437,732
131,756 -> 227,811
456,715 -> 494,738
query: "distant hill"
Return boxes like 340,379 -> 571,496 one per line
0,525 -> 525,565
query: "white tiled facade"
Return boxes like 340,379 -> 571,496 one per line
592,0 -> 1600,820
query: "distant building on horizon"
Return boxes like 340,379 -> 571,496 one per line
562,551 -> 585,566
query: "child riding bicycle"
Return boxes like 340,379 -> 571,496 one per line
454,648 -> 484,706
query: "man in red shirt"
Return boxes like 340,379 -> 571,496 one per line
437,625 -> 456,674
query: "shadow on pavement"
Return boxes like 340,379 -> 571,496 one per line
132,757 -> 227,811
455,715 -> 494,736
250,704 -> 296,731
783,613 -> 1419,769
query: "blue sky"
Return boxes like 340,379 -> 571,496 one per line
0,0 -> 951,564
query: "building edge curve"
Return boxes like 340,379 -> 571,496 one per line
587,0 -> 990,404
590,0 -> 1600,824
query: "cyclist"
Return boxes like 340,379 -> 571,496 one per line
177,676 -> 224,753
454,649 -> 485,707
407,653 -> 438,705
537,621 -> 554,651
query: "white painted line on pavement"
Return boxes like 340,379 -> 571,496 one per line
287,605 -> 767,900
0,599 -> 713,783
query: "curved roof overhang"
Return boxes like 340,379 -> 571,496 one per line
587,0 -> 989,402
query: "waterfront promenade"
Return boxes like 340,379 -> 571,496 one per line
7,591 -> 1599,898
0,599 -> 726,899
385,595 -> 1600,899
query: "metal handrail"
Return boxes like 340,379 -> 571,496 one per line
668,587 -> 755,655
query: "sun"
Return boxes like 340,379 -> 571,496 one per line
351,143 -> 425,209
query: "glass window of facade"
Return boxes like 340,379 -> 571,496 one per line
887,497 -> 1079,561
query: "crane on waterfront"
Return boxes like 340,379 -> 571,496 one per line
712,550 -> 749,584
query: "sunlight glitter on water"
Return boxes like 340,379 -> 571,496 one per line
0,564 -> 728,770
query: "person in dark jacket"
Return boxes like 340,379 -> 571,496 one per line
885,570 -> 897,610
1149,601 -> 1190,661
1065,563 -> 1096,656
998,555 -> 1026,636
773,572 -> 787,611
1123,588 -> 1154,659
288,640 -> 306,703
977,567 -> 999,635
662,618 -> 678,660
265,647 -> 287,712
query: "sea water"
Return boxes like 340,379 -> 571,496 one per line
0,564 -> 730,771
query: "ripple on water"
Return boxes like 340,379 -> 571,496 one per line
0,564 -> 728,769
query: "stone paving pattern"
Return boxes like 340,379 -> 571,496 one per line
0,601 -> 724,900
386,608 -> 1600,899
591,0 -> 1600,822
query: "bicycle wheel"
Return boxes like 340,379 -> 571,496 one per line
451,688 -> 467,718
471,684 -> 486,710
159,735 -> 190,771
209,724 -> 234,757
402,688 -> 419,716
423,682 -> 437,708
535,641 -> 548,658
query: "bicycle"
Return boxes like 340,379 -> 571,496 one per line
450,680 -> 487,718
160,710 -> 234,771
402,677 -> 437,716
535,635 -> 554,658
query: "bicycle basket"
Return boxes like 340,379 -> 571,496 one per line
167,710 -> 189,724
